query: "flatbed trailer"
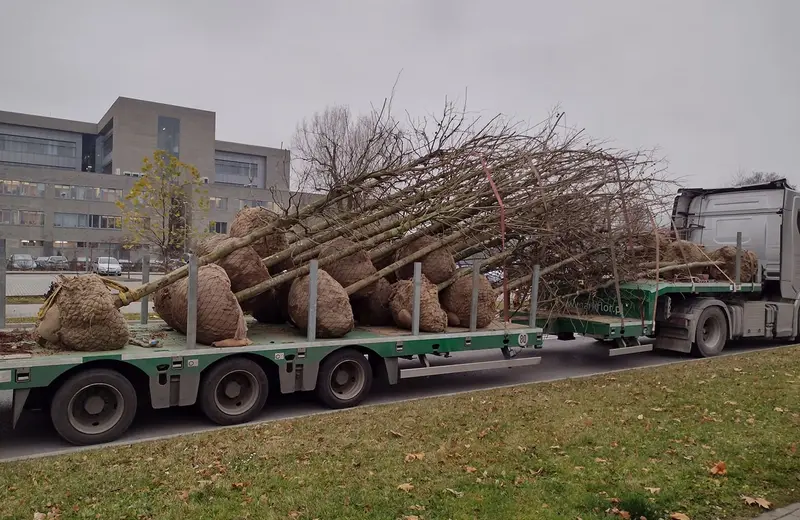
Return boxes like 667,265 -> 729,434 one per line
0,260 -> 543,447
526,278 -> 763,356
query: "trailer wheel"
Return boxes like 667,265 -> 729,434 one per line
316,349 -> 373,409
199,358 -> 268,426
50,368 -> 138,446
693,306 -> 727,357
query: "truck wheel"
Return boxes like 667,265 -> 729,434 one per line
316,349 -> 373,409
199,358 -> 268,426
693,306 -> 727,357
50,369 -> 138,446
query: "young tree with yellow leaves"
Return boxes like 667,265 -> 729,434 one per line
116,151 -> 210,264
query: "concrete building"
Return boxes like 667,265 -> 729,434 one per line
0,97 -> 294,263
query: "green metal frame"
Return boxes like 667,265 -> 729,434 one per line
0,324 -> 543,393
514,280 -> 761,341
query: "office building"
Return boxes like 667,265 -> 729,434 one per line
0,97 -> 295,262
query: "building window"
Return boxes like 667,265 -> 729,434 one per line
0,180 -> 45,197
0,209 -> 45,226
157,116 -> 180,158
0,133 -> 77,157
208,196 -> 228,211
215,159 -> 259,185
54,184 -> 122,202
54,213 -> 121,229
238,199 -> 266,210
209,221 -> 228,234
20,240 -> 44,247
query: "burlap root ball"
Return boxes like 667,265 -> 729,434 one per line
395,235 -> 456,284
351,277 -> 393,326
388,275 -> 448,333
708,246 -> 759,282
250,282 -> 291,324
196,234 -> 271,301
153,284 -> 179,330
288,269 -> 354,338
318,237 -> 378,298
34,274 -> 129,351
169,264 -> 249,346
663,240 -> 707,263
229,206 -> 293,272
440,274 -> 496,328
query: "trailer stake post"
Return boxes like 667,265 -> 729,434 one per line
735,231 -> 742,285
0,238 -> 5,330
186,254 -> 198,348
140,253 -> 150,325
307,259 -> 318,342
470,260 -> 481,332
412,262 -> 422,336
529,264 -> 540,328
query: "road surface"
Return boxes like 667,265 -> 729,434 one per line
0,336 -> 783,462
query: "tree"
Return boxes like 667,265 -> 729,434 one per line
291,101 -> 406,210
730,169 -> 784,187
116,151 -> 210,263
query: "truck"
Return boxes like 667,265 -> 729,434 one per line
535,179 -> 800,356
0,260 -> 543,447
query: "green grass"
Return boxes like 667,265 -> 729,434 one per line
1,348 -> 798,520
6,296 -> 45,305
5,313 -> 158,325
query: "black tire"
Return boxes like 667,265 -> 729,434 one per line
199,358 -> 268,426
50,368 -> 138,446
693,306 -> 728,357
316,348 -> 373,409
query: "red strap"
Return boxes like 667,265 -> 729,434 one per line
481,156 -> 509,323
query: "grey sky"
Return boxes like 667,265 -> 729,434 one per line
1,0 -> 797,187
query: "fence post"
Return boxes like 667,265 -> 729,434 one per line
735,231 -> 742,285
469,260 -> 482,332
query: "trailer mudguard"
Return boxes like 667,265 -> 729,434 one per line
656,297 -> 731,353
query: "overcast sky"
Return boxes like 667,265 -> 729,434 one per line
1,0 -> 797,187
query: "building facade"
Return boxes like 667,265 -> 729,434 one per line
0,97 -> 293,263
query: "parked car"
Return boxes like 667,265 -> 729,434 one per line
7,254 -> 36,271
118,259 -> 133,272
46,256 -> 69,271
93,256 -> 122,276
35,257 -> 50,270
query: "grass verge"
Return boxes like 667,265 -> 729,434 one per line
1,348 -> 798,520
6,296 -> 45,305
5,313 -> 157,325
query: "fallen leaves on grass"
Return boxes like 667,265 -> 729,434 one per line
398,483 -> 415,492
445,488 -> 464,498
404,453 -> 425,462
645,487 -> 661,494
742,495 -> 772,509
402,516 -> 420,520
709,461 -> 727,476
408,505 -> 425,511
670,513 -> 690,520
464,466 -> 477,473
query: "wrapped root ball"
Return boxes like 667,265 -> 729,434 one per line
229,206 -> 294,272
35,274 -> 129,351
319,237 -> 378,298
440,274 -> 496,328
709,246 -> 759,282
352,277 -> 393,326
196,234 -> 271,299
288,269 -> 354,338
388,276 -> 448,333
395,236 -> 456,284
170,264 -> 249,346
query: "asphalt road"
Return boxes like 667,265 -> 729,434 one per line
0,336 -> 783,462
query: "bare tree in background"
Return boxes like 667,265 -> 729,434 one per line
291,101 -> 406,210
731,168 -> 784,186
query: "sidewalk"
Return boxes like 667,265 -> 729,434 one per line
757,503 -> 800,519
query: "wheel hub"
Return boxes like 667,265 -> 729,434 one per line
214,370 -> 259,416
224,381 -> 242,399
84,395 -> 105,415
